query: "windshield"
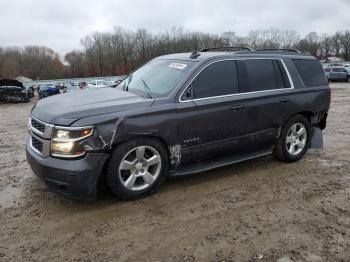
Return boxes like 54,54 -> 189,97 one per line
119,59 -> 194,98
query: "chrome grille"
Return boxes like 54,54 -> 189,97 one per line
31,118 -> 45,133
30,117 -> 54,139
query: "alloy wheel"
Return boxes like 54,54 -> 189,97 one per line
285,123 -> 307,156
118,146 -> 162,191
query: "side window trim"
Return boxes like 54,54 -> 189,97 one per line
179,58 -> 294,103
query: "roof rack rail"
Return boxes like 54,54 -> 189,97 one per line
201,46 -> 255,52
190,50 -> 201,59
256,48 -> 302,53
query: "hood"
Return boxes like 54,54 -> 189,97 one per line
32,88 -> 153,126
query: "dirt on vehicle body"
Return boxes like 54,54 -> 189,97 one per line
0,83 -> 349,261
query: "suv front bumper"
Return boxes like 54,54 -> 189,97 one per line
26,139 -> 109,201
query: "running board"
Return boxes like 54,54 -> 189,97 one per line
171,149 -> 273,177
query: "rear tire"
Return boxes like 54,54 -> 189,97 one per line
273,114 -> 311,162
106,137 -> 169,200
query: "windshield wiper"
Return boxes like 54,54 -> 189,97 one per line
125,74 -> 133,92
141,78 -> 153,99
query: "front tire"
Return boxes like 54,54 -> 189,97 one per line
273,115 -> 311,162
106,137 -> 169,200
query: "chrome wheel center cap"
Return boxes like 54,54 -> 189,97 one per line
135,162 -> 143,171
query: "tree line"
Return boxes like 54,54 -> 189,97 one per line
1,27 -> 350,80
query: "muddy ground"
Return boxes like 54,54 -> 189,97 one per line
0,83 -> 349,262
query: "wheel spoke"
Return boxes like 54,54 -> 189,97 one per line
291,124 -> 297,134
120,160 -> 134,170
297,140 -> 305,149
286,136 -> 293,144
124,174 -> 137,189
136,146 -> 146,160
297,127 -> 305,136
288,144 -> 295,154
146,155 -> 161,166
142,172 -> 155,185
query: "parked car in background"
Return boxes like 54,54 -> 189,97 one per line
88,80 -> 108,89
344,64 -> 350,75
0,79 -> 30,102
327,67 -> 349,82
27,47 -> 330,201
38,84 -> 60,99
327,63 -> 343,68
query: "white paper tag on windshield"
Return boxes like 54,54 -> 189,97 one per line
168,63 -> 187,70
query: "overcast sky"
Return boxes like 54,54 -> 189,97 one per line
0,0 -> 349,56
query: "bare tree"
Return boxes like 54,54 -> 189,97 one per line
321,34 -> 333,61
332,32 -> 342,57
339,30 -> 350,61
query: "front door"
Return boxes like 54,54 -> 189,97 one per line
177,60 -> 249,164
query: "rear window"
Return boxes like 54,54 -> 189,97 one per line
237,59 -> 289,93
293,59 -> 328,87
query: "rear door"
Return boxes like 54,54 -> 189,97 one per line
232,58 -> 294,152
177,58 -> 294,164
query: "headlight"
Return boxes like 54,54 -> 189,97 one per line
51,126 -> 93,158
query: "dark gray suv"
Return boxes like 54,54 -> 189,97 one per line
26,47 -> 330,201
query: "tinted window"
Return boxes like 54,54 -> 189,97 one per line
238,59 -> 284,92
293,59 -> 328,87
273,60 -> 290,89
192,60 -> 238,99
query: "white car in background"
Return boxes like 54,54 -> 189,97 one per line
344,64 -> 350,75
87,80 -> 108,89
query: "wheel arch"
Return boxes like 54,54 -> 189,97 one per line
97,134 -> 172,196
278,111 -> 314,138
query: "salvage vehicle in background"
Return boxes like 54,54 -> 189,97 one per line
327,67 -> 349,82
0,79 -> 31,102
26,47 -> 330,201
38,84 -> 60,99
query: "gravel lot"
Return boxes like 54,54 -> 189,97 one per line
0,83 -> 349,262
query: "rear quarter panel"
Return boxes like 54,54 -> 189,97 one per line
283,58 -> 330,121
